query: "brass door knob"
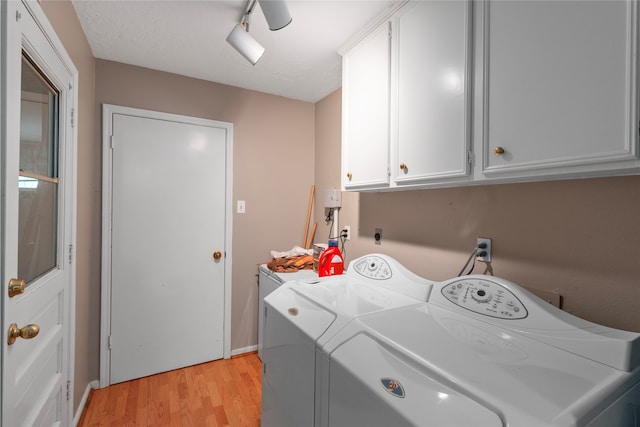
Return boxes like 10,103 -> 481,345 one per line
213,251 -> 222,260
8,278 -> 25,298
400,163 -> 407,170
346,172 -> 353,180
8,323 -> 40,345
493,147 -> 505,156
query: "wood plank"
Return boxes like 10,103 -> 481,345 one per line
78,353 -> 261,427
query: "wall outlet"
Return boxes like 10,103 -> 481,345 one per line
476,237 -> 492,262
341,226 -> 351,241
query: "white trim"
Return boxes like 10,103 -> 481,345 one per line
338,1 -> 408,56
231,345 -> 258,357
73,380 -> 98,427
100,104 -> 234,387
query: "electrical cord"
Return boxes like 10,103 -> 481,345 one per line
457,247 -> 478,277
482,261 -> 494,275
325,208 -> 338,240
325,207 -> 348,255
325,208 -> 333,224
338,232 -> 347,257
457,243 -> 495,276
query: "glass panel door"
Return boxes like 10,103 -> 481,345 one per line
18,54 -> 60,285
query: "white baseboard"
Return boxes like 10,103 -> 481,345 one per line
74,380 -> 99,426
231,344 -> 257,357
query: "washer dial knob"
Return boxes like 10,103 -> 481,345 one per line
471,289 -> 492,303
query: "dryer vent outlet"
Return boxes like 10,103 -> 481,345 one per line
476,238 -> 492,262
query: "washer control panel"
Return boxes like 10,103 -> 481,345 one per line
441,278 -> 528,319
352,256 -> 392,280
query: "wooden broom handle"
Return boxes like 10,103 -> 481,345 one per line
303,185 -> 314,247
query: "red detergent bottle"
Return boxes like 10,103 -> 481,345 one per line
318,240 -> 344,277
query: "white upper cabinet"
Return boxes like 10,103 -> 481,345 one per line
341,21 -> 392,190
394,0 -> 471,186
480,0 -> 639,178
341,0 -> 471,191
340,0 -> 640,191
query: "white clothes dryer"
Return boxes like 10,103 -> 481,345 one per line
318,275 -> 640,426
261,254 -> 435,427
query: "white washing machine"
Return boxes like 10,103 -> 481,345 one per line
261,254 -> 435,427
319,275 -> 640,426
257,265 -> 318,359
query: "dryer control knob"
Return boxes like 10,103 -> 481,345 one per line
471,289 -> 492,303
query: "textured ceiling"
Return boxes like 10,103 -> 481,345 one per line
72,0 -> 394,103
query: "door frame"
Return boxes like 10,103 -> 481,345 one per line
100,104 -> 233,387
1,0 -> 78,424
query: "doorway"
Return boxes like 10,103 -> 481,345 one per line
100,105 -> 233,386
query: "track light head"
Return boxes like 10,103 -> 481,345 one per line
226,0 -> 291,64
226,24 -> 265,65
258,0 -> 292,31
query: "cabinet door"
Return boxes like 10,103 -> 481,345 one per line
483,0 -> 638,175
342,22 -> 391,189
394,0 -> 471,184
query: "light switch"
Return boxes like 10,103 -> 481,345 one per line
237,200 -> 246,214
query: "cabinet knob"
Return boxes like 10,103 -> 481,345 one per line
493,147 -> 505,156
346,172 -> 353,180
399,163 -> 407,170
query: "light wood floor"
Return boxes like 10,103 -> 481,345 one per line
78,352 -> 262,427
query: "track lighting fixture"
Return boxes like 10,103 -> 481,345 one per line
226,0 -> 292,65
226,23 -> 265,65
259,0 -> 292,31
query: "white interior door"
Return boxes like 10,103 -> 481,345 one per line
1,1 -> 77,425
103,106 -> 232,385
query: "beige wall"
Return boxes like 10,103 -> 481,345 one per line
316,89 -> 640,333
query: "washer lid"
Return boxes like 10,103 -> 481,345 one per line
341,304 -> 637,426
328,333 -> 502,427
264,286 -> 335,341
283,277 -> 426,346
289,276 -> 425,318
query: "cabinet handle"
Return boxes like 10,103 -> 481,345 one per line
346,172 -> 352,180
493,147 -> 505,156
399,163 -> 407,170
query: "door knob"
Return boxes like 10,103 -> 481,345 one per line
7,323 -> 40,345
493,147 -> 505,156
8,278 -> 25,298
213,251 -> 222,260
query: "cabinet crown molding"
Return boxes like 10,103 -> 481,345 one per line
338,0 -> 409,56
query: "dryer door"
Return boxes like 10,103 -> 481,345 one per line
328,333 -> 502,427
